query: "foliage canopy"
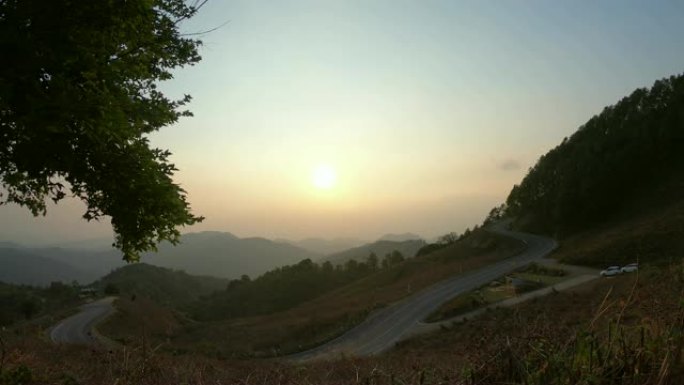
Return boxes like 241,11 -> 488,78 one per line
0,0 -> 206,260
188,249 -> 418,321
505,74 -> 684,234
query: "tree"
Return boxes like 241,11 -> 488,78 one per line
20,297 -> 40,319
0,0 -> 207,261
484,203 -> 506,225
437,232 -> 459,245
381,254 -> 390,269
366,252 -> 379,271
381,251 -> 405,268
104,283 -> 119,295
389,250 -> 405,265
321,260 -> 334,272
344,259 -> 360,272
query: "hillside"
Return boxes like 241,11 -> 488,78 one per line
0,248 -> 91,286
167,229 -> 524,357
94,263 -> 228,306
505,74 -> 684,236
281,237 -> 367,255
23,247 -> 125,283
380,196 -> 684,383
322,239 -> 426,266
187,258 -> 370,321
141,231 -> 321,279
551,197 -> 684,268
1,231 -> 319,286
0,281 -> 80,326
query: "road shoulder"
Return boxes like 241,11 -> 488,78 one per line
407,268 -> 600,338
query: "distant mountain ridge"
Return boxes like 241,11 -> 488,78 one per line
0,230 -> 320,286
322,239 -> 426,265
377,233 -> 423,242
0,247 -> 92,286
46,237 -> 115,251
142,232 -> 320,279
2,230 -> 430,286
278,237 -> 367,255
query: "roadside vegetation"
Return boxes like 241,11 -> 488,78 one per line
385,262 -> 684,385
188,251 -> 408,321
0,281 -> 81,327
425,262 -> 567,322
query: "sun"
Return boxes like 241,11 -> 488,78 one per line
311,164 -> 337,190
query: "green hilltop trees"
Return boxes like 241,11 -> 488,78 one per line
0,281 -> 80,326
0,0 -> 206,261
192,251 -> 410,321
504,74 -> 684,235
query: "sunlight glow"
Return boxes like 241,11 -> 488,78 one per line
312,164 -> 337,190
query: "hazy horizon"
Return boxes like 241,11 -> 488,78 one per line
2,0 -> 684,246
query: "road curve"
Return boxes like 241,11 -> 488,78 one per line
50,296 -> 116,345
289,225 -> 557,361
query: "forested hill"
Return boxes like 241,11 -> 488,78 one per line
505,74 -> 684,235
94,264 -> 228,306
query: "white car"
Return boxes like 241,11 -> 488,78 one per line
621,263 -> 639,273
600,266 -> 622,277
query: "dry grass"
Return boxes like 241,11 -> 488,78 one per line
553,199 -> 684,268
98,297 -> 185,348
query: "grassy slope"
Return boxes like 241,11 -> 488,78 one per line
98,296 -> 186,347
381,269 -> 679,384
552,197 -> 684,268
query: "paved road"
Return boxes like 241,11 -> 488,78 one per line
50,297 -> 116,345
289,225 -> 557,361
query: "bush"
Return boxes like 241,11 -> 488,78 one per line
1,365 -> 33,385
104,283 -> 119,295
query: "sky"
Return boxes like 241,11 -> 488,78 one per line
2,0 -> 684,245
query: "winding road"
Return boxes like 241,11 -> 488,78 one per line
50,296 -> 116,345
48,226 -> 557,357
290,225 -> 557,361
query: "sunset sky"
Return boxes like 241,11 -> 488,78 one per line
2,0 -> 684,245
